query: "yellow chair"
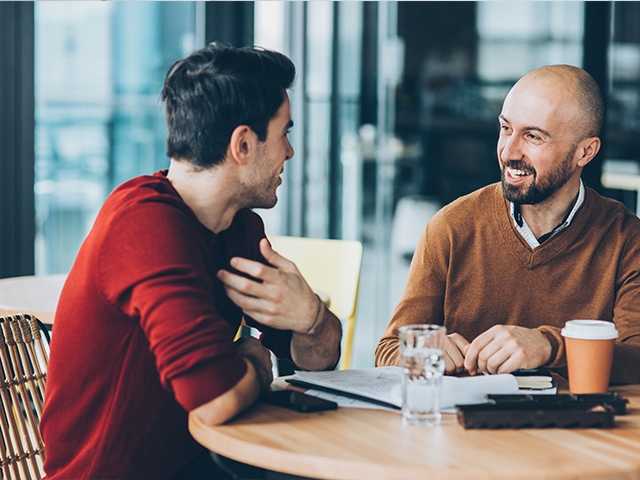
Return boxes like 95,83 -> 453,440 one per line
269,236 -> 363,370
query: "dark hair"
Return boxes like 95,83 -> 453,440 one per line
161,43 -> 295,167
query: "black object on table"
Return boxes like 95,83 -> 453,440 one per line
457,393 -> 628,429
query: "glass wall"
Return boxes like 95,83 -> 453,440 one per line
253,1 -> 287,236
35,2 -> 197,274
30,1 -> 640,368
250,1 -> 607,368
608,2 -> 640,160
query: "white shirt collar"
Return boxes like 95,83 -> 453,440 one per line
509,180 -> 585,249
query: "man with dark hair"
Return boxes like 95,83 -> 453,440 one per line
376,65 -> 640,385
41,44 -> 341,479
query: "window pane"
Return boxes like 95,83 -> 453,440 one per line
35,2 -> 197,274
608,2 -> 640,160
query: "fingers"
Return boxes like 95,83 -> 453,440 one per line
259,238 -> 296,272
229,256 -> 277,282
496,353 -> 524,374
449,333 -> 470,356
476,341 -> 502,374
484,347 -> 511,374
442,336 -> 465,374
464,327 -> 498,375
217,269 -> 273,299
464,325 -> 534,375
225,288 -> 277,316
443,352 -> 457,375
224,289 -> 285,329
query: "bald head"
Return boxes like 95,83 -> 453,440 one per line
510,65 -> 603,140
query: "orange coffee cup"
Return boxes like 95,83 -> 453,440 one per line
561,320 -> 618,394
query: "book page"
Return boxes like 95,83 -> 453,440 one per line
287,367 -> 520,409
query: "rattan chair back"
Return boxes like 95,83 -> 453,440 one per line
0,314 -> 49,480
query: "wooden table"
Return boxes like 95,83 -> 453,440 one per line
189,384 -> 640,479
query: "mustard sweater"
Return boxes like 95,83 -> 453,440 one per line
376,183 -> 640,384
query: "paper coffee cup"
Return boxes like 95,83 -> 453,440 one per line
561,320 -> 618,394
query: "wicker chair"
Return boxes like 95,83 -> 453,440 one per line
0,314 -> 49,480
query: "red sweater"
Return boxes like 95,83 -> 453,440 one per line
41,172 -> 291,479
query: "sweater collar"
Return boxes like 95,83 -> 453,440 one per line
509,180 -> 585,249
493,181 -> 593,269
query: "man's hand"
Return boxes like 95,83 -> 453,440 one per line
235,336 -> 273,394
442,333 -> 470,374
217,238 -> 320,334
463,325 -> 552,375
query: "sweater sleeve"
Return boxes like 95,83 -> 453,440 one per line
97,202 -> 246,411
375,217 -> 448,366
610,224 -> 640,384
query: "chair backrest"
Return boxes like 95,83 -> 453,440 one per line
269,236 -> 363,368
0,314 -> 50,480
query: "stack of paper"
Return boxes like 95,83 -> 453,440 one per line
286,367 -> 525,411
515,375 -> 554,390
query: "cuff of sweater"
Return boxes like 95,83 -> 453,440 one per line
170,354 -> 247,411
537,325 -> 566,368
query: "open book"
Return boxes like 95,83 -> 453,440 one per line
286,367 -> 546,410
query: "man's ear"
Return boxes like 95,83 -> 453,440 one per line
576,136 -> 601,168
227,125 -> 257,166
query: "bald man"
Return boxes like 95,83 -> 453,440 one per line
376,65 -> 640,385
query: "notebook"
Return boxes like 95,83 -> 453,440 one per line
285,367 -> 530,410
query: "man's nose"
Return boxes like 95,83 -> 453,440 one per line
500,134 -> 523,162
286,142 -> 294,160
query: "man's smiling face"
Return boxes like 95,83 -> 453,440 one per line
497,72 -> 583,205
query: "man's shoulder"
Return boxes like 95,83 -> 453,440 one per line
586,187 -> 640,237
86,172 -> 199,255
107,171 -> 183,211
96,172 -> 198,232
430,183 -> 500,232
223,209 -> 266,258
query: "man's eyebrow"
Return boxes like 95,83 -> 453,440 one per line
284,120 -> 294,131
499,115 -> 551,138
524,126 -> 551,138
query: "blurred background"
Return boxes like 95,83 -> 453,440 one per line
1,1 -> 639,368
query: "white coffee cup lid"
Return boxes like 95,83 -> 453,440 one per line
561,320 -> 618,340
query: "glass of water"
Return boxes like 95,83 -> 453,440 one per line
399,324 -> 446,426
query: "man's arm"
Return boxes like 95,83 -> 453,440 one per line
190,336 -> 274,426
609,225 -> 640,384
217,238 -> 341,370
290,300 -> 342,371
98,203 -> 274,423
375,220 -> 450,367
191,358 -> 260,426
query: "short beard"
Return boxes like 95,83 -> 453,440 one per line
501,146 -> 576,205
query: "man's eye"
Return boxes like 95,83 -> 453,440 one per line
526,132 -> 541,142
499,125 -> 510,133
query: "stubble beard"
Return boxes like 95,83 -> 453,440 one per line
241,176 -> 279,210
501,146 -> 576,205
